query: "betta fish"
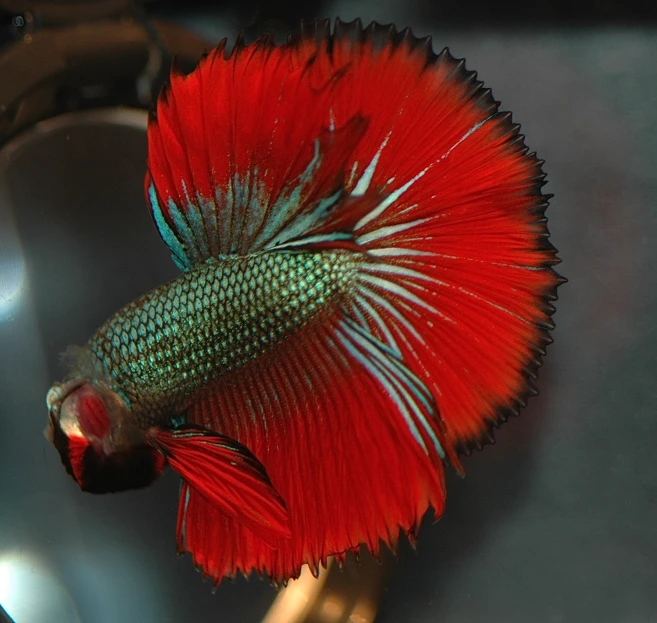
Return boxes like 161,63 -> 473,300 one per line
45,18 -> 562,585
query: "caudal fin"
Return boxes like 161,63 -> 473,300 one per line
340,64 -> 562,451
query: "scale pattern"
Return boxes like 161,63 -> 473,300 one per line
88,251 -> 358,425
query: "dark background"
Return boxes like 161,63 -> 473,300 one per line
0,1 -> 655,622
150,0 -> 657,27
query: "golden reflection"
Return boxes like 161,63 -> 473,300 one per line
320,597 -> 344,621
262,550 -> 388,623
349,599 -> 377,623
262,561 -> 332,623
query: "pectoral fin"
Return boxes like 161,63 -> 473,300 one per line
148,428 -> 290,545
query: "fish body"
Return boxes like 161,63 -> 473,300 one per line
87,251 -> 356,423
45,18 -> 563,585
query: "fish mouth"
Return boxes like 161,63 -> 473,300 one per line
46,379 -> 85,414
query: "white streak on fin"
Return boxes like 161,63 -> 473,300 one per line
358,272 -> 441,320
353,117 -> 492,234
268,232 -> 352,251
352,132 -> 392,197
458,285 -> 534,324
438,117 -> 491,161
180,483 -> 190,550
360,262 -> 448,288
356,218 -> 430,245
355,166 -> 430,231
336,327 -> 427,453
368,247 -> 436,258
357,285 -> 426,345
352,295 -> 401,357
337,318 -> 445,459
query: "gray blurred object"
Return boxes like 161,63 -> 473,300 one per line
0,109 -> 277,623
1,3 -> 656,623
0,0 -> 210,141
0,5 -> 387,618
0,75 -> 385,623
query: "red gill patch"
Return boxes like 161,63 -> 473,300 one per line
77,389 -> 111,440
67,434 -> 91,485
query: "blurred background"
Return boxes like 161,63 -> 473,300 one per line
0,1 -> 655,622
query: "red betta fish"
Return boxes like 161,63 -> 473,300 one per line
45,19 -> 562,585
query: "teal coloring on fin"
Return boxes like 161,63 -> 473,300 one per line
148,182 -> 192,270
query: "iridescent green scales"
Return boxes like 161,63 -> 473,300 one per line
88,251 -> 358,425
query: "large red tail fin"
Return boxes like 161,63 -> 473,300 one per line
316,21 -> 562,453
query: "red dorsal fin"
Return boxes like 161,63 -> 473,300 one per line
145,42 -> 369,267
148,429 -> 290,543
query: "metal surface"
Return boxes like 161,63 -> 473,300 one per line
0,20 -> 656,623
0,109 -> 271,623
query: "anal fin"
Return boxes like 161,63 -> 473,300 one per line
183,310 -> 452,584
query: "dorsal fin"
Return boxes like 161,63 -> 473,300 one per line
145,40 -> 371,268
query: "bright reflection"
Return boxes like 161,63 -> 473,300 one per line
320,597 -> 344,621
0,182 -> 26,322
0,551 -> 80,623
0,255 -> 26,322
349,599 -> 377,623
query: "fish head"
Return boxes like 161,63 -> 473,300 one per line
45,379 -> 165,493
